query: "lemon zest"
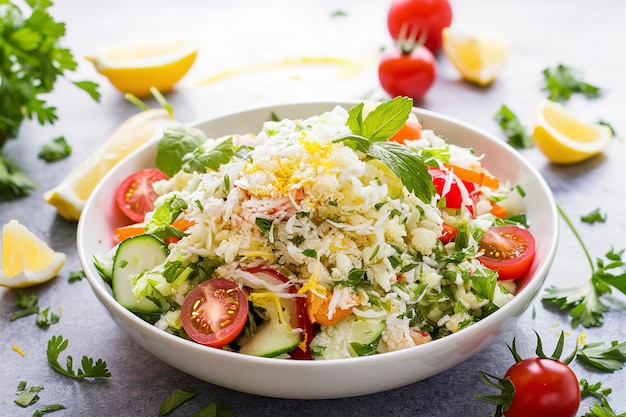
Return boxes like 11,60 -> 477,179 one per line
12,345 -> 25,356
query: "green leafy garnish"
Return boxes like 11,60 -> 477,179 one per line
156,125 -> 206,177
68,270 -> 86,283
14,382 -> 43,407
37,136 -> 71,162
182,137 -> 235,174
577,340 -> 626,372
159,389 -> 197,416
582,397 -> 626,417
542,203 -> 626,327
188,403 -> 234,417
493,105 -> 533,149
541,64 -> 602,102
580,378 -> 612,400
145,196 -> 188,239
0,0 -> 100,198
36,307 -> 61,328
598,120 -> 617,137
10,290 -> 39,321
581,208 -> 607,224
46,335 -> 111,379
255,217 -> 273,235
336,97 -> 434,204
32,404 -> 66,417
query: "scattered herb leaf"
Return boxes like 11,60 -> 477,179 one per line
38,137 -> 71,162
541,64 -> 602,102
577,340 -> 626,372
14,384 -> 44,407
32,404 -> 66,417
46,335 -> 111,379
159,389 -> 197,416
36,307 -> 61,329
68,270 -> 86,283
494,105 -> 533,149
10,291 -> 39,321
581,208 -> 607,224
580,378 -> 612,400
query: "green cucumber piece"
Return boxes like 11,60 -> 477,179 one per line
239,299 -> 301,358
112,234 -> 166,314
311,315 -> 385,359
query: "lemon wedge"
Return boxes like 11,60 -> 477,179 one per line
0,220 -> 66,288
85,37 -> 197,96
442,28 -> 510,86
44,108 -> 178,220
532,100 -> 612,164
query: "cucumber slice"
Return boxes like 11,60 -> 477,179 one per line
311,315 -> 386,359
112,234 -> 166,314
238,299 -> 301,358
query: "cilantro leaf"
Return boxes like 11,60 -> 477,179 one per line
38,136 -> 71,162
46,335 -> 111,379
159,389 -> 197,416
493,105 -> 533,149
0,155 -> 37,200
36,307 -> 61,328
68,270 -> 85,283
541,64 -> 602,102
156,125 -> 206,177
10,290 -> 39,321
577,340 -> 626,372
581,208 -> 607,224
580,378 -> 612,400
582,397 -> 626,417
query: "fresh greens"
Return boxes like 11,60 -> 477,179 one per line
577,340 -> 626,372
156,125 -> 206,176
145,196 -> 188,239
542,203 -> 626,327
159,389 -> 197,416
336,96 -> 435,204
0,0 -> 100,198
68,270 -> 86,283
36,307 -> 61,328
541,64 -> 602,102
46,335 -> 111,379
581,208 -> 607,224
182,137 -> 235,174
9,290 -> 39,320
493,105 -> 533,149
38,136 -> 71,162
14,382 -> 44,407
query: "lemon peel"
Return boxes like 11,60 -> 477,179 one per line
85,37 -> 197,96
532,100 -> 612,164
442,28 -> 510,86
44,108 -> 178,220
0,220 -> 66,288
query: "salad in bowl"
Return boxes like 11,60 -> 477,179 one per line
92,97 -> 537,361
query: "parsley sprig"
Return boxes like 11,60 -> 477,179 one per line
541,64 -> 602,102
46,335 -> 111,379
542,203 -> 626,327
493,105 -> 533,149
335,96 -> 435,204
0,0 -> 100,199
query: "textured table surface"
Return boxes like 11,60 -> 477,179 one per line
1,1 -> 625,416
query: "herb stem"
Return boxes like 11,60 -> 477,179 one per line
556,200 -> 595,273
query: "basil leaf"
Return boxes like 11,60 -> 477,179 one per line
156,125 -> 206,177
182,137 -> 235,174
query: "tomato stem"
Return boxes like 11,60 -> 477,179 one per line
556,200 -> 595,274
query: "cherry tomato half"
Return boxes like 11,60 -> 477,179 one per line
503,357 -> 580,417
387,0 -> 453,53
478,226 -> 536,280
181,278 -> 249,348
378,45 -> 436,102
244,266 -> 313,359
115,168 -> 168,223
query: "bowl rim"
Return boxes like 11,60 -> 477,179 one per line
77,100 -> 559,370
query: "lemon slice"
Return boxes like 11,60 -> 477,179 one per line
85,37 -> 198,96
532,100 -> 612,164
44,108 -> 178,220
442,28 -> 510,86
0,220 -> 66,288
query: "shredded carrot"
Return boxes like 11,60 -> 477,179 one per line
490,202 -> 507,218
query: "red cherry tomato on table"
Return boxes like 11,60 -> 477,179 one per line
503,357 -> 580,417
478,226 -> 536,280
181,278 -> 249,348
115,168 -> 168,223
387,0 -> 453,54
378,45 -> 436,102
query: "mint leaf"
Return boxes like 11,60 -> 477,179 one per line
350,96 -> 413,142
182,137 -> 235,174
159,389 -> 197,416
156,125 -> 206,177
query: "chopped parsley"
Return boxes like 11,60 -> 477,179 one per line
37,136 -> 72,162
493,105 -> 533,149
46,335 -> 111,379
581,208 -> 607,224
541,64 -> 602,102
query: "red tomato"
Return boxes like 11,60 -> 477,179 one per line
244,266 -> 313,359
428,167 -> 474,214
478,226 -> 536,280
439,223 -> 457,245
378,45 -> 436,102
387,0 -> 453,53
390,112 -> 422,144
115,168 -> 168,223
181,278 -> 249,348
503,357 -> 580,417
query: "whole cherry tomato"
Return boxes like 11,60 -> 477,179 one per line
387,0 -> 453,53
378,45 -> 436,102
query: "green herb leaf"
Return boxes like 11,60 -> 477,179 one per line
582,397 -> 626,417
159,389 -> 197,416
493,105 -> 533,149
580,378 -> 612,400
38,136 -> 71,162
10,290 -> 39,321
581,208 -> 607,224
302,249 -> 317,258
350,96 -> 413,142
156,125 -> 206,177
68,270 -> 85,283
145,196 -> 188,238
255,217 -> 273,235
32,404 -> 66,417
182,137 -> 235,174
541,64 -> 602,102
0,155 -> 37,200
36,307 -> 61,328
14,384 -> 44,407
577,340 -> 626,372
46,335 -> 111,379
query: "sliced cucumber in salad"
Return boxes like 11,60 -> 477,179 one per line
311,315 -> 386,359
238,297 -> 301,358
112,234 -> 167,314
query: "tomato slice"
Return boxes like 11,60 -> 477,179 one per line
115,168 -> 168,223
244,266 -> 313,360
428,167 -> 474,215
478,226 -> 536,280
181,278 -> 249,347
439,223 -> 458,245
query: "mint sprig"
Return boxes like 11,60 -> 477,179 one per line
336,97 -> 435,204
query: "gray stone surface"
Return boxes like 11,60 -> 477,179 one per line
1,0 -> 625,416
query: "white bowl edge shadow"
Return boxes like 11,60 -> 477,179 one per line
76,101 -> 559,399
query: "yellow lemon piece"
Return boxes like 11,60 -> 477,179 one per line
44,108 -> 178,220
85,37 -> 197,96
442,28 -> 510,86
366,159 -> 403,198
532,100 -> 612,164
0,220 -> 66,288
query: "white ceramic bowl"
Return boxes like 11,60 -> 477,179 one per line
77,102 -> 558,399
